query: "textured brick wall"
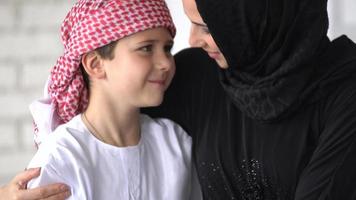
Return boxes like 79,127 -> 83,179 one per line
0,0 -> 355,185
0,0 -> 73,184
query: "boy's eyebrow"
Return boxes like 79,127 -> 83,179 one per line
136,39 -> 174,44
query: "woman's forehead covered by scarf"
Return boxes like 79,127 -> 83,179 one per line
49,0 -> 176,124
195,0 -> 329,73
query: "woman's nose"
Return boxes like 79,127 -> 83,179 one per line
189,25 -> 205,48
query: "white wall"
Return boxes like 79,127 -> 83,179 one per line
0,0 -> 355,185
166,0 -> 191,53
328,0 -> 356,40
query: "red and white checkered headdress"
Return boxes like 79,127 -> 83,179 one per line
48,0 -> 176,124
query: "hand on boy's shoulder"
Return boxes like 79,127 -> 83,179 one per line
0,168 -> 70,200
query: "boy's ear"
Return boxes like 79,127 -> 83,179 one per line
81,51 -> 106,79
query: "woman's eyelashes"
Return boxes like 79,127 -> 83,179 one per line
193,23 -> 211,34
202,26 -> 210,34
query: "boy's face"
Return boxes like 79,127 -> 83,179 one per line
101,27 -> 175,108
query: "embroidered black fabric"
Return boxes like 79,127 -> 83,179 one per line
197,159 -> 292,200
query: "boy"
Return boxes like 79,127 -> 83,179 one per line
26,0 -> 202,199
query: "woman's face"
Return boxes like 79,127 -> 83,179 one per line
182,0 -> 228,69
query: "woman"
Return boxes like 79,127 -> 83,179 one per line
145,0 -> 356,199
2,0 -> 356,199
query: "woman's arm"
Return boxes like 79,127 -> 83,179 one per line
295,78 -> 356,199
0,168 -> 70,200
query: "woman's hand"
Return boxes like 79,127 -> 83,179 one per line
0,168 -> 71,200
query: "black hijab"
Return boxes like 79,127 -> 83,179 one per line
195,0 -> 334,121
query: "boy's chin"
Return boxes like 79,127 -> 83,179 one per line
141,98 -> 164,108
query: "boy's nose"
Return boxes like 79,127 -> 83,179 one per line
156,52 -> 174,71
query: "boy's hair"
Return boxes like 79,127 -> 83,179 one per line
81,40 -> 118,90
96,40 -> 119,60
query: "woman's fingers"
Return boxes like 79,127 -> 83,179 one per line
18,184 -> 71,200
11,168 -> 41,187
0,169 -> 71,200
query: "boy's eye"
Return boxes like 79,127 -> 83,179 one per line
164,44 -> 173,53
139,45 -> 153,52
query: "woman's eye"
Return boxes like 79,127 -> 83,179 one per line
202,27 -> 210,34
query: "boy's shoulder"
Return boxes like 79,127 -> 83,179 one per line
28,115 -> 89,167
140,114 -> 193,163
140,114 -> 192,143
43,115 -> 87,146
